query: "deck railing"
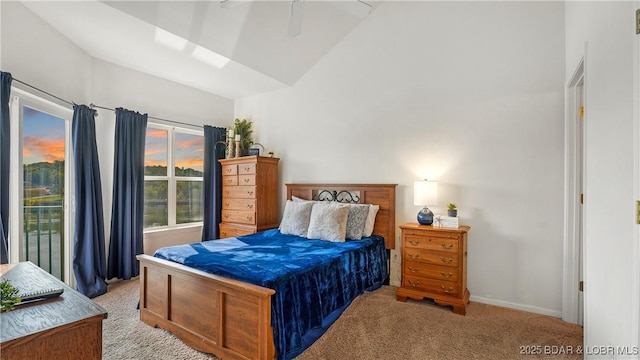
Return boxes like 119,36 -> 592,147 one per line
23,205 -> 64,281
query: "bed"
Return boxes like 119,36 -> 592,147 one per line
137,183 -> 396,360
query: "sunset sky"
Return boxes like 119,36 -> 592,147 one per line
23,106 -> 65,165
145,128 -> 203,173
22,108 -> 203,172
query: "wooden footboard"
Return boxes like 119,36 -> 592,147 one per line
137,255 -> 276,360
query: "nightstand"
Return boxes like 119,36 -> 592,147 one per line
396,223 -> 470,315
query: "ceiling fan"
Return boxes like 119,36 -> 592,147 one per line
220,0 -> 373,37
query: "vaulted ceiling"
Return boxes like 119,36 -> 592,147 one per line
22,0 -> 380,99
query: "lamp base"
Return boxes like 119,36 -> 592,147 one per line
417,207 -> 434,225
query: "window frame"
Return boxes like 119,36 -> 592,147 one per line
9,87 -> 74,285
144,122 -> 204,232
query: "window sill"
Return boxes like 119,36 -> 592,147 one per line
144,223 -> 203,235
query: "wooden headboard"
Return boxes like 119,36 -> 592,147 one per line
285,183 -> 397,249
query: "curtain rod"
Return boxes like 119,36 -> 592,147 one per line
13,78 -> 75,107
90,103 -> 203,129
12,77 -> 204,129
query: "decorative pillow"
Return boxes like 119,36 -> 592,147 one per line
345,204 -> 370,240
292,196 -> 315,203
362,204 -> 380,237
279,200 -> 314,237
306,203 -> 350,242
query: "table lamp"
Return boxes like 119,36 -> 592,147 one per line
414,180 -> 438,225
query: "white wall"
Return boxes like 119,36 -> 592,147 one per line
1,1 -> 92,103
236,1 -> 566,315
565,1 -> 639,353
1,2 -> 235,277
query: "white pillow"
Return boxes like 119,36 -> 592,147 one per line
279,200 -> 314,237
362,204 -> 380,237
306,203 -> 350,242
345,204 -> 370,240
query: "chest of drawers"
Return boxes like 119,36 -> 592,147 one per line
396,223 -> 470,315
218,156 -> 279,238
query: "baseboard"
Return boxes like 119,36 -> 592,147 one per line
470,295 -> 562,318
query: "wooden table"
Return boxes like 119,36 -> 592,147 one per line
0,261 -> 108,359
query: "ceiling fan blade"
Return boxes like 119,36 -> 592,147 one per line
288,0 -> 305,37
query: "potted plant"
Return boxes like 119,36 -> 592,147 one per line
0,279 -> 20,312
447,203 -> 457,217
234,118 -> 254,156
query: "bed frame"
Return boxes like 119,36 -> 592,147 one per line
137,183 -> 396,360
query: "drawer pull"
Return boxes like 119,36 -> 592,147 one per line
226,168 -> 232,173
246,216 -> 253,221
408,253 -> 420,260
408,279 -> 420,287
440,285 -> 454,294
224,202 -> 229,207
243,178 -> 250,183
440,257 -> 453,264
408,266 -> 420,273
441,243 -> 453,250
227,179 -> 233,183
225,191 -> 230,195
440,272 -> 453,279
244,167 -> 251,172
224,214 -> 230,219
221,232 -> 227,237
247,204 -> 253,209
408,239 -> 420,246
247,191 -> 254,196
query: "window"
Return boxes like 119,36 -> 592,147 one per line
9,89 -> 72,282
144,124 -> 204,229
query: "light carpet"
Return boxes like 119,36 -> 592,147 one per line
94,279 -> 582,359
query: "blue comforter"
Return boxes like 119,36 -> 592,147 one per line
154,229 -> 387,360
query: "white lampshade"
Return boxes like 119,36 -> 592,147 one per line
414,180 -> 438,206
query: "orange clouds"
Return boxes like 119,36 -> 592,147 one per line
176,137 -> 203,149
176,157 -> 203,170
147,129 -> 167,139
23,136 -> 64,163
145,159 -> 167,167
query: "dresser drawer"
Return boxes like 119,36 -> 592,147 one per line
222,164 -> 237,176
402,275 -> 460,297
223,186 -> 257,199
223,198 -> 256,211
222,210 -> 256,225
238,175 -> 256,186
403,261 -> 459,282
238,163 -> 256,175
219,223 -> 255,238
404,235 -> 458,253
404,248 -> 458,267
403,229 -> 460,240
223,176 -> 238,186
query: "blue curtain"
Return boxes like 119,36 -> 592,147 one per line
72,105 -> 107,297
108,108 -> 147,280
0,72 -> 12,264
201,126 -> 227,241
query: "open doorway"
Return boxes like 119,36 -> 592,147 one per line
563,56 -> 585,326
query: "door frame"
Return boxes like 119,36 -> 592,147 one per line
563,50 -> 586,325
633,0 -> 640,348
8,87 -> 74,285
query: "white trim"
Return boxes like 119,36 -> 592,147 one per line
562,49 -> 586,325
9,88 -> 74,286
632,0 -> 640,351
470,295 -> 562,318
8,96 -> 21,264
